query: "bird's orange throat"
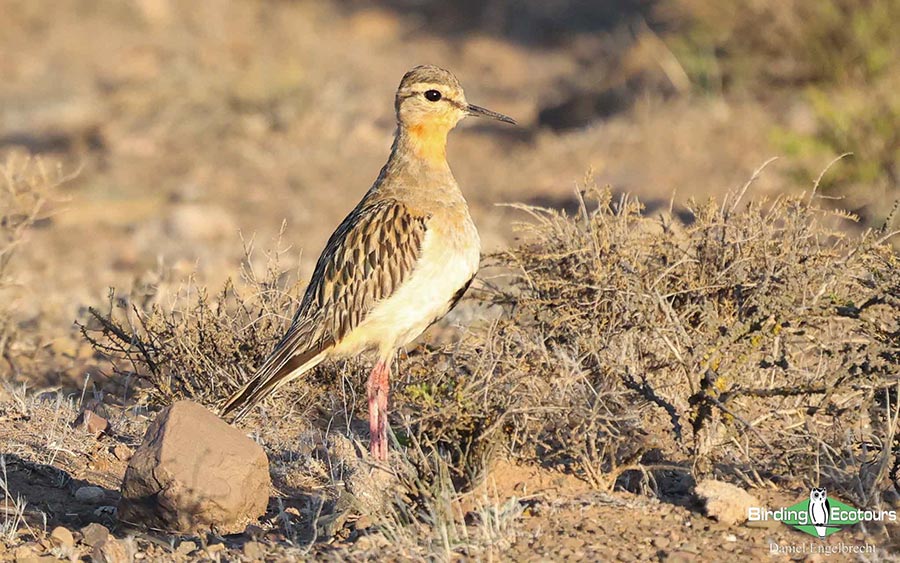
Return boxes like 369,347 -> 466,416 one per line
405,122 -> 450,165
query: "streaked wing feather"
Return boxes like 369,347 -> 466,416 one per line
296,199 -> 428,344
220,199 -> 428,419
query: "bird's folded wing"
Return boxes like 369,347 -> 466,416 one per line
259,199 -> 428,377
220,199 -> 429,419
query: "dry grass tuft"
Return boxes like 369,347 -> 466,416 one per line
376,442 -> 524,559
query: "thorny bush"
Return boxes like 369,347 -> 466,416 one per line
401,169 -> 899,504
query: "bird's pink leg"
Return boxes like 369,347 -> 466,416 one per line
366,359 -> 390,460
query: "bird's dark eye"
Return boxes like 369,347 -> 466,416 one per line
424,90 -> 442,102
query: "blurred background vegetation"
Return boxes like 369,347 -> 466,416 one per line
657,0 -> 899,210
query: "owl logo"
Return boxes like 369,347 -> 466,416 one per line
808,487 -> 830,539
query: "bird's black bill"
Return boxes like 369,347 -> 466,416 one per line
467,104 -> 516,125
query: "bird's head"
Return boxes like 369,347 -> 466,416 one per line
395,65 -> 515,137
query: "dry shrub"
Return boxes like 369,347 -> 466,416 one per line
400,166 -> 899,502
0,154 -> 61,376
79,236 -> 312,407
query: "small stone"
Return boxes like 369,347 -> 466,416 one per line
723,533 -> 737,542
175,541 -> 196,555
74,410 -> 109,435
243,541 -> 264,560
118,400 -> 270,534
112,444 -> 132,461
49,527 -> 74,550
92,538 -> 129,563
74,486 -> 106,504
694,479 -> 760,526
79,523 -> 110,547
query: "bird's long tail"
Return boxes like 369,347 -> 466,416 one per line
219,321 -> 330,422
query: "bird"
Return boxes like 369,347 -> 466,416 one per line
808,487 -> 830,539
220,65 -> 515,460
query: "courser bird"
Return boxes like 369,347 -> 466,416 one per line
220,65 -> 515,460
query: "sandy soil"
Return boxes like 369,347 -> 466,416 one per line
1,401 -> 892,561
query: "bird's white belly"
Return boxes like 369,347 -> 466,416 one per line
333,218 -> 480,357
